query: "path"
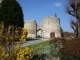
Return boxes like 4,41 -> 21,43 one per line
21,38 -> 58,60
21,38 -> 50,47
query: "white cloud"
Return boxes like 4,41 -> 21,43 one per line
54,2 -> 61,7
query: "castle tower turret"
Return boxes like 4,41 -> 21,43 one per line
40,14 -> 61,38
54,13 -> 57,17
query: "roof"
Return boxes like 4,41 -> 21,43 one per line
62,31 -> 74,36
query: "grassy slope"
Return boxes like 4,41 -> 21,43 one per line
21,41 -> 49,53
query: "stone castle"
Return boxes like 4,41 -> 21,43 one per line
0,0 -> 61,38
24,14 -> 61,38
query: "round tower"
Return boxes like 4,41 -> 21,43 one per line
40,14 -> 61,38
24,20 -> 37,38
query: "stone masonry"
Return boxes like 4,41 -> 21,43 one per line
24,14 -> 61,38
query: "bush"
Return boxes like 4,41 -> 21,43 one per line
0,22 -> 33,60
50,38 -> 80,60
17,47 -> 34,60
49,38 -> 65,57
58,38 -> 80,60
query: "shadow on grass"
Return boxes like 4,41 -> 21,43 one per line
31,53 -> 47,60
26,38 -> 41,41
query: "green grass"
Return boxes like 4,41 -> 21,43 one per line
21,41 -> 49,54
28,41 -> 49,53
21,40 -> 59,60
28,41 -> 49,47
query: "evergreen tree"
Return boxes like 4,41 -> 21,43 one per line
0,0 -> 24,28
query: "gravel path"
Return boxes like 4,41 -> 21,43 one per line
21,38 -> 49,47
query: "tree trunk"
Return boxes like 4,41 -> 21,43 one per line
77,7 -> 80,38
77,22 -> 80,38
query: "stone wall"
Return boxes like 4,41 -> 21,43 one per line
24,14 -> 61,38
40,16 -> 61,38
0,0 -> 2,3
24,20 -> 37,38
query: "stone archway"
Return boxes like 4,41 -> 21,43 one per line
37,29 -> 42,38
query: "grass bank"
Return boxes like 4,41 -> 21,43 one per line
21,40 -> 49,53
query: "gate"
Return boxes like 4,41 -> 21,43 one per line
50,32 -> 55,38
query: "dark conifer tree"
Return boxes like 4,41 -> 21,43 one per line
0,0 -> 24,28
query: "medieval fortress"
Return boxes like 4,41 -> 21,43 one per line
24,14 -> 61,38
0,0 -> 61,38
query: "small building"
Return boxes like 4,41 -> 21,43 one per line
62,31 -> 74,38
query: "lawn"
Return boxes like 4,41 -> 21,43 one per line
22,40 -> 49,53
28,41 -> 49,53
21,39 -> 59,60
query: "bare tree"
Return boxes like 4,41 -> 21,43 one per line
70,20 -> 78,37
65,0 -> 80,37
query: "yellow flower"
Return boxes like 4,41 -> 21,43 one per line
17,58 -> 24,60
0,23 -> 31,60
0,29 -> 3,35
2,36 -> 4,38
6,37 -> 8,40
1,22 -> 4,29
20,55 -> 24,58
7,31 -> 10,34
25,47 -> 29,50
25,51 -> 28,54
0,51 -> 5,57
10,37 -> 13,40
0,32 -> 2,35
26,56 -> 29,59
8,25 -> 11,31
15,30 -> 18,33
6,53 -> 9,57
0,46 -> 2,49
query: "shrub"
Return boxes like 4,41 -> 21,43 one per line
17,47 -> 34,60
49,38 -> 65,57
58,38 -> 80,60
50,38 -> 80,60
0,22 -> 34,60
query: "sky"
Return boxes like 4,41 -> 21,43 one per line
17,0 -> 75,32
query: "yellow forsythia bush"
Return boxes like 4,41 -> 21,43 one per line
20,28 -> 28,42
0,22 -> 33,60
17,47 -> 34,60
